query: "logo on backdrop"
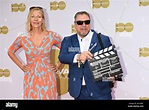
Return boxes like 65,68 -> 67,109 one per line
50,1 -> 66,10
0,69 -> 10,77
0,26 -> 8,34
11,3 -> 26,12
92,0 -> 110,8
139,47 -> 149,57
71,25 -> 76,33
139,0 -> 149,6
140,97 -> 149,100
115,22 -> 134,32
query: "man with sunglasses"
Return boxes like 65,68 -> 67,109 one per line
59,11 -> 113,100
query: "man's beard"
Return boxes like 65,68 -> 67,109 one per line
80,31 -> 89,37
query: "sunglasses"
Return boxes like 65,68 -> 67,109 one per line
75,20 -> 90,25
29,6 -> 43,11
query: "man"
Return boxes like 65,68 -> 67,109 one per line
59,11 -> 113,100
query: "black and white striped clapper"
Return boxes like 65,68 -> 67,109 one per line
88,45 -> 123,82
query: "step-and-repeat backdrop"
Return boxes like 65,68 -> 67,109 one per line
1,0 -> 149,100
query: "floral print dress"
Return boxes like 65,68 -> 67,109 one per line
8,30 -> 62,99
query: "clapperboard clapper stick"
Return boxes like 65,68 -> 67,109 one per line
89,43 -> 97,52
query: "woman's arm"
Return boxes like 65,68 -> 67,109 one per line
7,51 -> 29,72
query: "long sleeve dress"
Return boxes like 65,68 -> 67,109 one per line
8,30 -> 62,100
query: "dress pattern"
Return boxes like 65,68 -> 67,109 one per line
8,30 -> 62,99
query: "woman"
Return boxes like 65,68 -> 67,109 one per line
8,6 -> 62,100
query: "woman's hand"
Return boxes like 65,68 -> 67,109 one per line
21,64 -> 30,72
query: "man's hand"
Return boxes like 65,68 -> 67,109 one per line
77,51 -> 93,63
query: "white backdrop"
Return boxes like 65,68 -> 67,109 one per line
1,0 -> 149,100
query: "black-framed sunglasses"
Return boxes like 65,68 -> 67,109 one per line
29,6 -> 43,11
75,20 -> 90,25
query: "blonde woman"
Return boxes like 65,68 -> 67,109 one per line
8,6 -> 62,100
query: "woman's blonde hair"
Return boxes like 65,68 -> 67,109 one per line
26,7 -> 46,32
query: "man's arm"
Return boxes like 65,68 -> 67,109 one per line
58,37 -> 76,64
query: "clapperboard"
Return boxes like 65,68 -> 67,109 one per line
88,45 -> 123,81
88,33 -> 123,82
